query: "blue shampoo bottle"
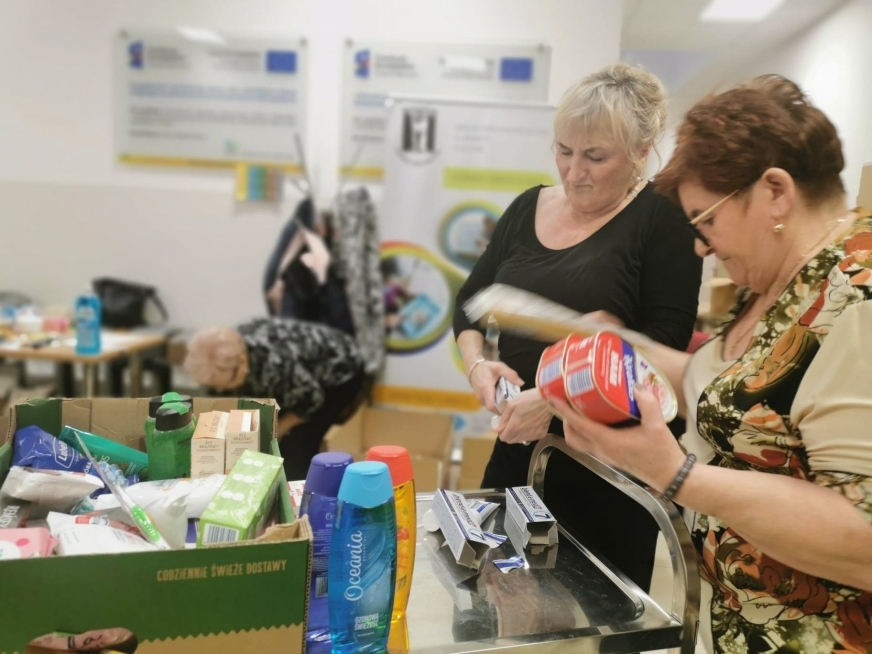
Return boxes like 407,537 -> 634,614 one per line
299,451 -> 353,646
328,461 -> 397,653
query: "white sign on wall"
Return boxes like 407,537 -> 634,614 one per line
115,29 -> 308,172
339,40 -> 551,180
376,96 -> 558,438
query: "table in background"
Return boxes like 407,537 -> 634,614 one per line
0,329 -> 170,397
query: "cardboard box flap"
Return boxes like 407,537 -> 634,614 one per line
360,409 -> 453,459
323,408 -> 364,452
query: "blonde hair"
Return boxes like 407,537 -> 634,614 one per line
554,63 -> 667,173
184,326 -> 249,391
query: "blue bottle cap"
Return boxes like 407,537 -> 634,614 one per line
337,461 -> 394,509
304,452 -> 353,498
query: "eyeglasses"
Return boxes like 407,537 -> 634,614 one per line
686,190 -> 738,247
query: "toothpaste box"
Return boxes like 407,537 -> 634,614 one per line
191,411 -> 229,479
506,486 -> 559,548
430,489 -> 490,569
199,450 -> 284,545
225,409 -> 261,474
503,512 -> 558,569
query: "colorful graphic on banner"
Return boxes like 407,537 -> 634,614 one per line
377,96 -> 557,438
115,29 -> 308,171
339,40 -> 551,180
381,242 -> 466,354
438,200 -> 504,272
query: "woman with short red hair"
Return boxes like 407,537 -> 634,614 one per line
550,75 -> 872,653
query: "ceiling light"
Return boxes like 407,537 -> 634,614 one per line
177,27 -> 227,45
700,0 -> 785,22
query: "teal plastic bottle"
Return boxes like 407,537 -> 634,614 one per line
146,402 -> 195,480
328,461 -> 397,653
74,293 -> 101,355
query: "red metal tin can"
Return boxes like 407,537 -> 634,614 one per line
538,332 -> 677,424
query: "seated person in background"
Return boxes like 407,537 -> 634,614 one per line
184,317 -> 365,480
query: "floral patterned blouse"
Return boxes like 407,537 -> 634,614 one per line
686,213 -> 872,653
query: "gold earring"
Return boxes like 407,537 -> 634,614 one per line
773,223 -> 785,233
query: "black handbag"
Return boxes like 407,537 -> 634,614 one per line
91,278 -> 168,329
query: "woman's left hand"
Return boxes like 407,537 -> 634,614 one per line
548,384 -> 686,492
494,388 -> 553,445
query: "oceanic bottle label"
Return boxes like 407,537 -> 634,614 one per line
328,499 -> 396,653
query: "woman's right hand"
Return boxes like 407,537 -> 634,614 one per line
469,360 -> 524,413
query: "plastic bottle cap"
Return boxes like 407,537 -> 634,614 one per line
304,452 -> 353,498
149,393 -> 193,418
365,445 -> 414,487
337,461 -> 394,508
155,402 -> 193,431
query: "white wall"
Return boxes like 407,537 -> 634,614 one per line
669,0 -> 872,206
0,0 -> 621,329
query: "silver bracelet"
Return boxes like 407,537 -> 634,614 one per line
467,357 -> 486,382
662,453 -> 696,502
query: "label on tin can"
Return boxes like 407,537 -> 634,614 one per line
539,332 -> 677,424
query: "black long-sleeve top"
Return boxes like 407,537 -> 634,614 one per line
453,184 -> 703,391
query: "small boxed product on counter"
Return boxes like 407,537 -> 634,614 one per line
430,489 -> 490,569
198,450 -> 284,545
191,410 -> 229,479
506,485 -> 558,548
0,396 -> 311,654
225,409 -> 260,473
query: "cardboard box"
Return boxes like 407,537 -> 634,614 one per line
458,433 -> 497,491
506,486 -> 559,548
858,162 -> 872,208
225,409 -> 260,473
0,397 -> 311,654
191,410 -> 228,479
324,406 -> 453,492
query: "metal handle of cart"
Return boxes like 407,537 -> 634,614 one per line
529,435 -> 700,654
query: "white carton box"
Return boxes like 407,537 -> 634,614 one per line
430,490 -> 490,569
190,411 -> 229,479
506,486 -> 559,548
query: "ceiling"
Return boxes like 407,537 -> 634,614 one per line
621,0 -> 847,95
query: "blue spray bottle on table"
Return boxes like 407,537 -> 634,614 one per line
299,451 -> 353,646
328,461 -> 397,654
74,292 -> 101,355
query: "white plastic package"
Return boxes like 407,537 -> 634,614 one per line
55,524 -> 157,556
92,474 -> 225,519
0,467 -> 104,513
46,511 -> 142,537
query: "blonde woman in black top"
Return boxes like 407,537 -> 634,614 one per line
453,63 -> 702,591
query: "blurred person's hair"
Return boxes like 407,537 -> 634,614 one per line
184,326 -> 249,391
655,75 -> 845,208
554,63 -> 667,175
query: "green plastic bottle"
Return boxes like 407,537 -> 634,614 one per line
147,402 -> 195,480
145,392 -> 194,443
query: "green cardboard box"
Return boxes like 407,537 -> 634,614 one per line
0,397 -> 312,654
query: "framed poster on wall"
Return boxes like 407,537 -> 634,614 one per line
377,95 -> 558,440
115,29 -> 308,173
339,40 -> 551,181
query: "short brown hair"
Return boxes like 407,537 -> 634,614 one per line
655,75 -> 844,206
